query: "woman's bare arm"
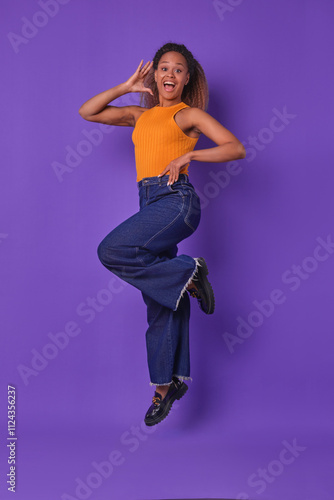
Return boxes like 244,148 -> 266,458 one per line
186,108 -> 246,162
78,60 -> 153,127
78,82 -> 139,127
159,108 -> 246,184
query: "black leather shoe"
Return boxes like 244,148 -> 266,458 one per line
188,257 -> 215,314
144,376 -> 188,426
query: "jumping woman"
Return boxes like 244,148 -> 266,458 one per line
79,42 -> 246,426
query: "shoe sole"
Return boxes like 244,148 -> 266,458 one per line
144,383 -> 188,427
196,257 -> 215,315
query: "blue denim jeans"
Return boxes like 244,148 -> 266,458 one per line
97,174 -> 201,385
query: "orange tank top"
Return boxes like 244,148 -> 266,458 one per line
132,101 -> 199,182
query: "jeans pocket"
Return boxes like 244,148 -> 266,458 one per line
167,183 -> 180,194
167,182 -> 201,232
184,191 -> 201,232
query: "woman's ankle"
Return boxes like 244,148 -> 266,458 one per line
156,384 -> 170,399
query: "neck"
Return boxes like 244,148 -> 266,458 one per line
157,97 -> 183,107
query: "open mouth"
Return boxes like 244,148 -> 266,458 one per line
163,81 -> 176,92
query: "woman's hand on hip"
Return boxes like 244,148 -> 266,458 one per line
158,154 -> 191,185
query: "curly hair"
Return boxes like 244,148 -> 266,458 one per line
140,42 -> 209,111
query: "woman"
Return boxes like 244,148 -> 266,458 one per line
79,42 -> 246,426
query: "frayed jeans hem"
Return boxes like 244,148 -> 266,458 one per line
149,375 -> 193,387
174,257 -> 201,311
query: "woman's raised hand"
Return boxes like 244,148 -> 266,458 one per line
124,60 -> 154,95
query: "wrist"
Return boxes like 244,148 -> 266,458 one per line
186,151 -> 194,162
119,81 -> 131,93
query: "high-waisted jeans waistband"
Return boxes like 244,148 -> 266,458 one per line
137,174 -> 189,188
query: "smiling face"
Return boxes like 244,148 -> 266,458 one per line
154,51 -> 190,105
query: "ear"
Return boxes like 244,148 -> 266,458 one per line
154,69 -> 157,83
185,72 -> 190,85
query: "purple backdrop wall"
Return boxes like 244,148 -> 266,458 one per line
1,1 -> 334,499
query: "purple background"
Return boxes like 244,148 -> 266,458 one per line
1,0 -> 334,499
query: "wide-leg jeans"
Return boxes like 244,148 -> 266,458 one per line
97,174 -> 201,385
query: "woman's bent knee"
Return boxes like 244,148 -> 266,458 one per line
97,239 -> 113,267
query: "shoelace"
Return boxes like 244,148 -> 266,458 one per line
188,288 -> 200,298
152,379 -> 181,407
152,396 -> 161,406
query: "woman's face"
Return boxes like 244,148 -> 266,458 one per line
154,51 -> 190,100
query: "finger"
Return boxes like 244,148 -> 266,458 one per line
167,173 -> 176,186
141,60 -> 151,73
136,59 -> 144,72
144,60 -> 153,70
143,85 -> 154,95
143,61 -> 153,75
167,169 -> 176,185
158,167 -> 169,177
170,169 -> 180,185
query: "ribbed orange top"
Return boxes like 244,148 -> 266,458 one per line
132,101 -> 199,182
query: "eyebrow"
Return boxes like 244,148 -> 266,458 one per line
159,60 -> 185,67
